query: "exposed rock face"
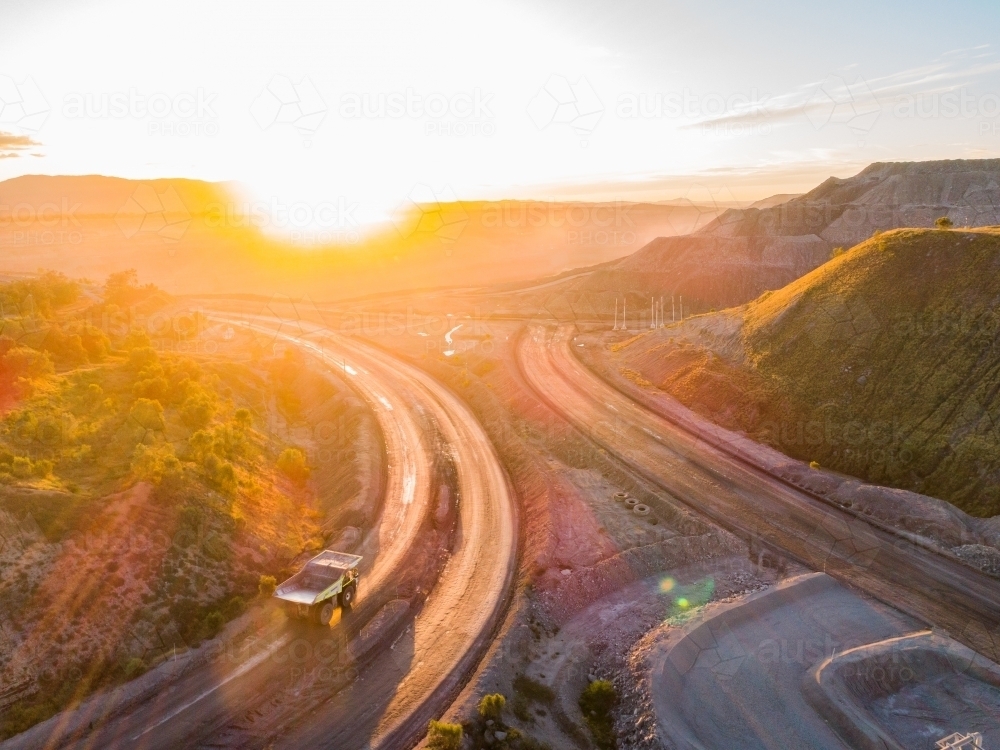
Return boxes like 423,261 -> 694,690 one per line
574,159 -> 1000,312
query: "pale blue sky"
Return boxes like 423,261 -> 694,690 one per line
1,0 -> 999,223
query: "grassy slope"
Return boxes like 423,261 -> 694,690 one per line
620,228 -> 1000,517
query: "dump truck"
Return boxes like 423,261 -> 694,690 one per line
274,550 -> 362,625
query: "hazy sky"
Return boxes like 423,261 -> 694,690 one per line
2,0 -> 1000,225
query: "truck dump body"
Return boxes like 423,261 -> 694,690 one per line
274,550 -> 363,607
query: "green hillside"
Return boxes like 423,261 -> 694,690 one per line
619,227 -> 1000,517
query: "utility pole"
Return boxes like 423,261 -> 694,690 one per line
613,297 -> 618,330
622,298 -> 627,330
679,296 -> 683,321
671,295 -> 675,323
650,297 -> 655,329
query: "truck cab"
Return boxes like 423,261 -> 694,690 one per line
273,550 -> 362,625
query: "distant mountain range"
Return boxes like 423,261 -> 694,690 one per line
531,159 -> 1000,316
0,175 -> 725,299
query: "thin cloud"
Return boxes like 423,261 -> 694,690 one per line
687,49 -> 1000,130
0,131 -> 41,158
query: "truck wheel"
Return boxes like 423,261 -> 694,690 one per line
339,584 -> 356,609
317,601 -> 335,626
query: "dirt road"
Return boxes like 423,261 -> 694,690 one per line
4,318 -> 516,750
517,325 -> 1000,662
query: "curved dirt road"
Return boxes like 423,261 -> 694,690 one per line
5,319 -> 516,750
517,325 -> 1000,662
258,319 -> 518,749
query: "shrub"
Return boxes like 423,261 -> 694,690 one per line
123,657 -> 146,679
514,675 -> 554,704
128,347 -> 159,370
180,390 -> 216,430
512,694 -> 531,721
133,375 -> 169,401
2,346 -> 54,380
258,574 -> 277,598
809,460 -> 820,469
122,328 -> 152,351
426,720 -> 463,750
831,246 -> 846,258
202,610 -> 225,638
935,216 -> 954,228
579,680 -> 617,750
11,456 -> 32,479
203,453 -> 237,493
188,430 -> 214,462
226,595 -> 246,619
129,398 -> 165,432
132,443 -> 180,484
39,326 -> 88,366
234,408 -> 252,429
478,693 -> 506,721
277,447 -> 310,484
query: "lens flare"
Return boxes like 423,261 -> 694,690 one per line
664,576 -> 717,618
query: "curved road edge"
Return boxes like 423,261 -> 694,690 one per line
516,324 -> 1000,663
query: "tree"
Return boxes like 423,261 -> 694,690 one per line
181,389 -> 216,430
277,447 -> 310,484
579,680 -> 618,750
258,574 -> 277,597
1,346 -> 54,381
104,269 -> 140,306
129,398 -> 165,432
478,693 -> 506,721
426,720 -> 462,750
132,443 -> 180,484
935,216 -> 954,229
234,408 -> 252,430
